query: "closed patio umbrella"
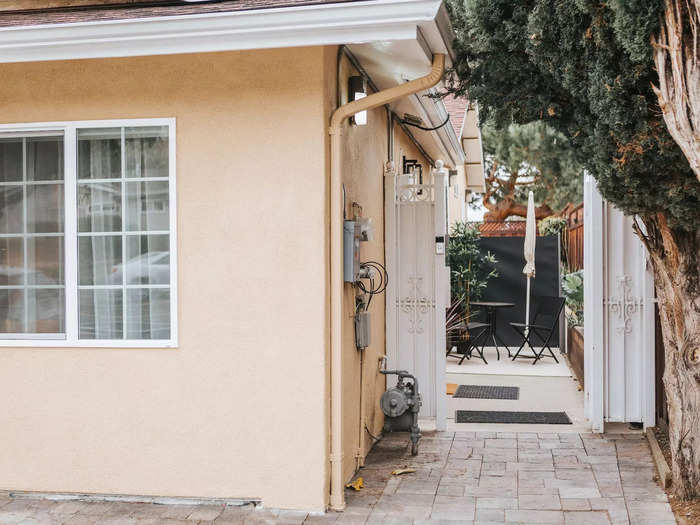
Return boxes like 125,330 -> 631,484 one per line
523,191 -> 536,334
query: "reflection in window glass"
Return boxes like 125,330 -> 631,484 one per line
0,139 -> 22,183
126,289 -> 170,340
27,237 -> 64,285
77,126 -> 171,340
78,183 -> 122,232
79,289 -> 123,339
0,134 -> 65,335
78,236 -> 122,286
0,186 -> 24,234
126,181 -> 169,232
27,184 -> 64,234
126,126 -> 168,178
125,235 -> 169,285
27,137 -> 63,181
0,237 -> 23,286
0,289 -> 24,333
27,288 -> 65,334
78,128 -> 121,180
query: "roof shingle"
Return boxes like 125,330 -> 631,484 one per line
0,0 -> 366,28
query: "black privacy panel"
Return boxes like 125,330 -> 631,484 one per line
473,235 -> 560,347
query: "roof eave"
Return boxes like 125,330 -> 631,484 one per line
0,0 -> 442,63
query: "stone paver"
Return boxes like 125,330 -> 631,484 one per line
0,432 -> 676,524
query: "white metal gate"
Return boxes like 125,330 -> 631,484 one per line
385,161 -> 450,430
584,175 -> 656,431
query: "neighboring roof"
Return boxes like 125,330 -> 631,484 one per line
0,0 -> 365,27
442,94 -> 468,138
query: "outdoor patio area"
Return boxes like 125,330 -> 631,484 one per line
444,344 -> 587,434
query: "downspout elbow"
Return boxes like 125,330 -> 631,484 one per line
329,54 -> 445,133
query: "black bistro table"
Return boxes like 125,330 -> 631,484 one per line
470,301 -> 515,360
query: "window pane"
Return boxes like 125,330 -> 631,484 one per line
27,184 -> 64,233
79,289 -> 123,339
78,128 -> 121,180
126,289 -> 170,340
126,126 -> 168,178
125,235 -> 169,285
126,181 -> 168,231
78,183 -> 122,232
79,236 -> 122,286
27,237 -> 64,285
27,288 -> 64,334
0,237 -> 23,285
27,136 -> 63,181
0,139 -> 22,182
0,289 -> 24,333
0,185 -> 23,234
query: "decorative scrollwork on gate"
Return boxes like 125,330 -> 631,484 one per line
397,276 -> 435,334
607,275 -> 643,334
397,184 -> 433,203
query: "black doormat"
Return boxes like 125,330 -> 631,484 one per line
453,385 -> 520,400
455,410 -> 572,424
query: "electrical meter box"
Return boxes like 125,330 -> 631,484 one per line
343,220 -> 361,282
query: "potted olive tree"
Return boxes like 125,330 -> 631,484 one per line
446,222 -> 498,356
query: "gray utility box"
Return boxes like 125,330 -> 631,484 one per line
355,311 -> 371,349
343,220 -> 361,283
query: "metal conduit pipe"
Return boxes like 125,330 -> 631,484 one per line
328,53 -> 445,511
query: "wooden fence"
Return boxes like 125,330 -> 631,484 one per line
470,221 -> 532,237
566,203 -> 584,271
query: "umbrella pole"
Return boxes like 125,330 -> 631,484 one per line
525,276 -> 531,337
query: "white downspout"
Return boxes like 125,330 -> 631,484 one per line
328,53 -> 445,511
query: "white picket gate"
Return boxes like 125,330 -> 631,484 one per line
385,161 -> 450,430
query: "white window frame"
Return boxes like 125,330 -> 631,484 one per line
0,118 -> 177,348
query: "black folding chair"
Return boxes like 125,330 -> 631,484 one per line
509,296 -> 565,365
459,319 -> 490,364
446,313 -> 490,365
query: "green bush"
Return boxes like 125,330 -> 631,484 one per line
562,270 -> 583,327
538,216 -> 567,237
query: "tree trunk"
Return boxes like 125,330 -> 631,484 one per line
652,0 -> 700,182
483,197 -> 553,221
638,214 -> 700,500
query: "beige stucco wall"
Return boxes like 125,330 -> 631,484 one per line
331,52 -> 433,484
0,48 -> 329,511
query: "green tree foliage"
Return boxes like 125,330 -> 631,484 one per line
446,0 -> 699,230
447,222 -> 498,306
482,120 -> 583,218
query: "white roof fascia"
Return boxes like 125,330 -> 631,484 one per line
0,0 -> 442,63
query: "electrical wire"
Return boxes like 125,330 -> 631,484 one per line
364,423 -> 383,443
399,114 -> 450,132
355,260 -> 388,312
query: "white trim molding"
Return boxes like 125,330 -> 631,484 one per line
0,118 -> 178,349
0,0 -> 442,63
